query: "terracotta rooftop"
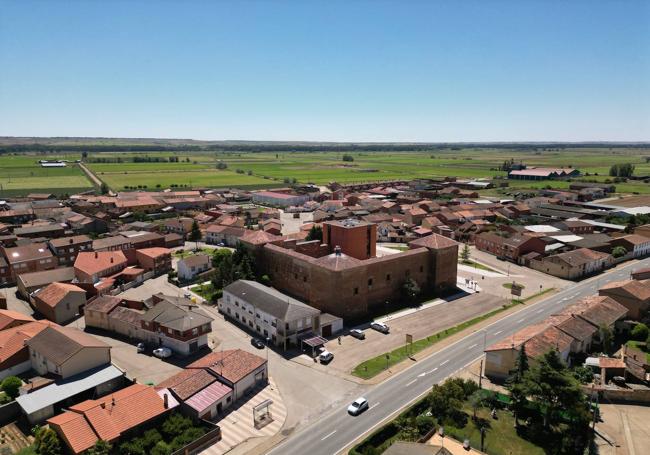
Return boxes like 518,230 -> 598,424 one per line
136,247 -> 171,258
560,296 -> 628,327
34,282 -> 85,308
0,320 -> 53,365
49,235 -> 91,248
74,251 -> 127,277
240,229 -> 283,245
0,309 -> 35,331
188,349 -> 266,384
48,384 -> 172,454
84,296 -> 124,314
485,323 -> 549,352
599,279 -> 650,301
2,243 -> 53,265
408,232 -> 458,250
156,368 -> 216,400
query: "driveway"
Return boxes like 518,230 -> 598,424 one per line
119,274 -> 182,301
597,403 -> 650,455
1,286 -> 34,316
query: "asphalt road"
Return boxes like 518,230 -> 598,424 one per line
268,259 -> 647,455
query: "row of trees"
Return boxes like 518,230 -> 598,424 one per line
210,244 -> 256,290
609,163 -> 635,177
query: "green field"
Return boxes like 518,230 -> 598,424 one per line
3,146 -> 650,194
0,154 -> 93,196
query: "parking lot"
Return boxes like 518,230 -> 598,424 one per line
312,293 -> 506,375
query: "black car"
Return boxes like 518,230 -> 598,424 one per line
251,338 -> 265,349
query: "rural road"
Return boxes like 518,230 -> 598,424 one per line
267,258 -> 646,455
78,162 -> 116,196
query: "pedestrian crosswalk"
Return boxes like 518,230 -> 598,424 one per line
200,378 -> 287,455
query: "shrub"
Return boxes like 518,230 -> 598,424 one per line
1,376 -> 22,399
632,323 -> 649,341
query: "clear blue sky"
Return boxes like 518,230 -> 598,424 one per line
1,0 -> 648,142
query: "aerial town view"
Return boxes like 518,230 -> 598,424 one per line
0,1 -> 648,455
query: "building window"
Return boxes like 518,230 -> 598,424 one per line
192,328 -> 198,335
368,278 -> 373,286
419,265 -> 424,273
386,274 -> 391,281
354,287 -> 359,295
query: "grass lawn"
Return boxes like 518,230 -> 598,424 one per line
0,391 -> 11,404
503,282 -> 526,290
384,245 -> 409,251
190,282 -> 218,301
0,157 -> 92,195
445,407 -> 545,455
460,259 -> 497,272
173,248 -> 214,258
352,300 -> 523,379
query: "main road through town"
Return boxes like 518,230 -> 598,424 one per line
268,257 -> 649,455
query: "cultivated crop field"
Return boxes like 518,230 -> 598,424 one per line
0,154 -> 93,196
2,145 -> 650,195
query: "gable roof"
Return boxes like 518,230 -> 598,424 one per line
223,280 -> 320,321
74,251 -> 127,276
33,282 -> 85,308
408,233 -> 458,250
156,368 -> 217,400
0,309 -> 35,331
599,279 -> 650,302
188,349 -> 266,384
141,298 -> 213,331
25,326 -> 109,365
0,320 -> 53,365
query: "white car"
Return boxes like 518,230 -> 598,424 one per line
370,322 -> 390,334
153,347 -> 172,359
350,329 -> 366,340
319,350 -> 334,363
347,397 -> 369,415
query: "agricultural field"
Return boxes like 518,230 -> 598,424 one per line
2,145 -> 650,195
0,154 -> 93,197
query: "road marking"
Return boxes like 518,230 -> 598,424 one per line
405,379 -> 417,387
493,330 -> 502,336
427,367 -> 438,374
440,359 -> 449,366
468,343 -> 477,349
536,308 -> 544,313
516,318 -> 525,323
321,430 -> 337,441
369,402 -> 381,410
418,372 -> 426,377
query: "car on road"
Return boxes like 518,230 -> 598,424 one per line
136,342 -> 146,353
347,397 -> 369,415
251,338 -> 265,349
153,347 -> 172,359
350,329 -> 366,340
319,350 -> 334,363
370,322 -> 390,334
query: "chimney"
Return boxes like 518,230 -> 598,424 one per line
163,393 -> 169,409
69,238 -> 74,244
334,245 -> 342,256
95,252 -> 98,259
110,257 -> 114,263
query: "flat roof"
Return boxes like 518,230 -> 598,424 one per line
16,364 -> 123,415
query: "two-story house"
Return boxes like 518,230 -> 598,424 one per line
74,251 -> 128,283
177,254 -> 211,281
48,235 -> 92,266
1,243 -> 56,284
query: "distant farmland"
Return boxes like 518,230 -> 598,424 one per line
2,146 -> 650,195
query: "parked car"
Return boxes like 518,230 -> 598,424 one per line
347,397 -> 369,415
350,329 -> 366,340
153,347 -> 172,358
251,338 -> 265,349
319,350 -> 334,363
370,322 -> 390,334
136,342 -> 146,353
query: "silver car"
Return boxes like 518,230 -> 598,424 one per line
370,322 -> 390,334
347,397 -> 369,415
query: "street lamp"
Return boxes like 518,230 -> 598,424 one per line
265,337 -> 271,363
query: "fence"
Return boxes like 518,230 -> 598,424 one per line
171,424 -> 221,455
0,401 -> 21,426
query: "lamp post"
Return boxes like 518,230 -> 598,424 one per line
265,337 -> 271,363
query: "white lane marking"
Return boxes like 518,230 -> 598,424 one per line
440,359 -> 449,366
517,318 -> 525,323
418,372 -> 426,377
405,379 -> 417,387
321,430 -> 337,441
469,343 -> 477,349
562,297 -> 569,301
536,308 -> 544,313
493,330 -> 502,336
369,402 -> 381,411
427,367 -> 438,374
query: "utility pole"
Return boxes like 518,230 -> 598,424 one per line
479,359 -> 483,389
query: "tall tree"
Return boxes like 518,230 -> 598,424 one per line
306,225 -> 323,242
460,243 -> 471,262
189,220 -> 201,250
34,427 -> 61,455
507,343 -> 530,426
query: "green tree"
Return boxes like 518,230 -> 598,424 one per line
612,245 -> 627,258
460,243 -> 471,262
216,161 -> 228,170
1,376 -> 22,399
86,440 -> 111,455
34,427 -> 61,455
151,441 -> 172,455
507,343 -> 529,426
189,220 -> 202,249
100,182 -> 109,195
469,389 -> 491,420
306,225 -> 323,242
342,154 -> 354,162
212,248 -> 232,268
631,323 -> 649,341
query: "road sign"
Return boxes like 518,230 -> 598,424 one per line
405,334 -> 413,344
510,283 -> 523,296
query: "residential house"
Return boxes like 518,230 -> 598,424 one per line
599,279 -> 650,320
221,280 -> 322,349
205,225 -> 246,246
16,267 -> 76,299
136,247 -> 172,274
0,256 -> 10,285
186,349 -> 267,400
163,217 -> 195,238
0,320 -> 53,380
32,282 -> 86,324
529,248 -> 612,280
1,243 -> 57,283
177,254 -> 211,281
474,232 -> 506,257
13,223 -> 65,239
47,383 -> 177,454
74,251 -> 128,283
610,234 -> 650,258
48,235 -> 92,266
502,234 -> 547,263
0,309 -> 35,331
26,325 -> 111,379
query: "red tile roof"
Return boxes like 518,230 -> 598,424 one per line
0,310 -> 35,331
34,282 -> 85,308
136,247 -> 171,258
188,349 -> 266,384
74,251 -> 127,277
